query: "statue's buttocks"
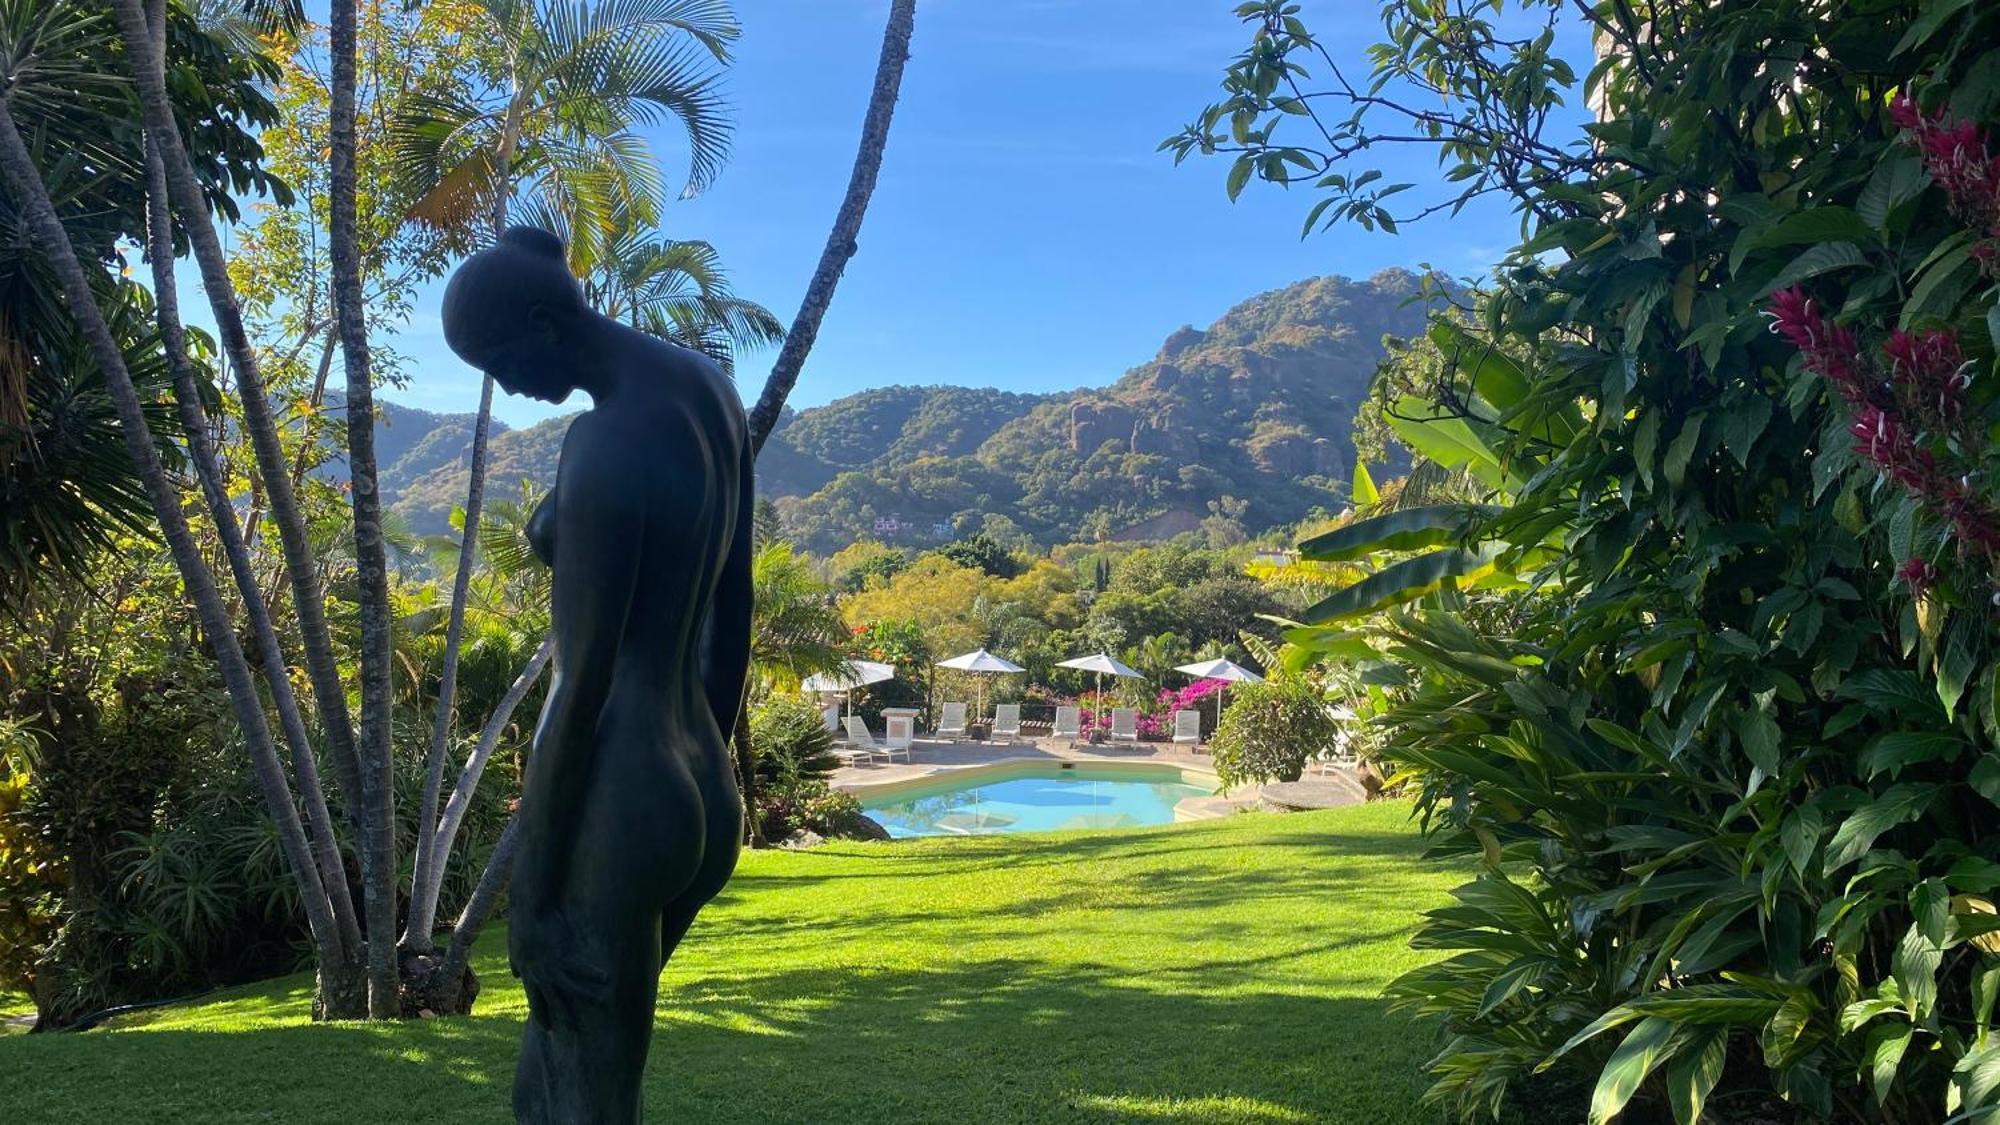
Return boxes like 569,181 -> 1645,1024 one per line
441,227 -> 753,1124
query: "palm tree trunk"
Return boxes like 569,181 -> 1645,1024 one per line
0,93 -> 348,993
407,631 -> 550,948
327,0 -> 402,1018
746,0 -> 917,452
410,102 -> 523,955
437,815 -> 520,1009
142,127 -> 364,965
106,0 -> 367,842
735,706 -> 765,848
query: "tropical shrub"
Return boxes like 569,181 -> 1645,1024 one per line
1206,677 -> 1339,790
749,695 -> 867,842
1182,0 -> 2000,1120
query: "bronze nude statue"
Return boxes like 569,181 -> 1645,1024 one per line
441,226 -> 752,1122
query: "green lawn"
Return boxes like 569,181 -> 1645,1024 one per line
0,803 -> 1460,1124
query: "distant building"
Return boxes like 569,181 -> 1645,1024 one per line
931,522 -> 953,539
872,515 -> 903,534
1253,548 -> 1298,568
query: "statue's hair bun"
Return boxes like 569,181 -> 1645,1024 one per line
499,225 -> 567,260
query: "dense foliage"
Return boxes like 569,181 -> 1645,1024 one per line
1206,676 -> 1340,790
1186,0 -> 2000,1120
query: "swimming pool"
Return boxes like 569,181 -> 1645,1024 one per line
859,763 -> 1215,838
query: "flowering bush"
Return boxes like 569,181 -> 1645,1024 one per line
1074,678 -> 1229,740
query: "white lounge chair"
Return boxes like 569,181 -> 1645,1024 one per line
1052,706 -> 1081,745
821,703 -> 841,734
935,701 -> 969,738
1171,709 -> 1201,748
842,716 -> 886,766
1110,708 -> 1139,742
879,714 -> 914,763
991,704 -> 1022,742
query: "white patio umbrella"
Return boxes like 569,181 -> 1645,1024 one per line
1173,657 -> 1265,731
1055,651 -> 1145,722
935,648 -> 1025,724
800,659 -> 896,720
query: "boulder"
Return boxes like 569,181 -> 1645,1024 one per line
779,829 -> 826,850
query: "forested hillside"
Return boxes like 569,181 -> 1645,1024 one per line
377,269 -> 1439,545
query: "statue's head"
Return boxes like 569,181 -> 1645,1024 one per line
441,226 -> 591,404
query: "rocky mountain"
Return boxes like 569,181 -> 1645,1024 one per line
375,269 -> 1440,549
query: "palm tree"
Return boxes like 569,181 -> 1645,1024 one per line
0,54 -> 354,1023
565,205 -> 784,374
325,0 -> 402,1012
391,1 -> 740,956
746,0 -> 917,452
750,542 -> 850,693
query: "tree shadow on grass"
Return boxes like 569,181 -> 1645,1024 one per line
0,962 -> 1444,1125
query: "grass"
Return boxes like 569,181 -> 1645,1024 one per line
0,803 -> 1462,1124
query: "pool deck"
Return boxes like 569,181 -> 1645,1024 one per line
831,736 -> 1267,822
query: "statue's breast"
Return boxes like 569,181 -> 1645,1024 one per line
527,494 -> 557,567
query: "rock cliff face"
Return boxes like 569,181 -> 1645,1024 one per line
376,269 -> 1443,548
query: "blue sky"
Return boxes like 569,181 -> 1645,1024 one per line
232,0 -> 1594,430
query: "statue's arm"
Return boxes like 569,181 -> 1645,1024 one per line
515,423 -> 641,907
702,436 -> 755,741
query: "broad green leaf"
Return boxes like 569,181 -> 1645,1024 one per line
1301,544 -> 1508,624
1973,754 -> 2000,808
1892,0 -> 1977,55
1857,154 -> 1928,231
1761,241 -> 1866,295
1914,878 -> 1951,946
1590,1018 -> 1677,1125
1952,1042 -> 2000,1122
1837,669 -> 1946,721
1937,619 -> 1980,718
1824,783 -> 1939,873
1387,397 -> 1524,491
1739,708 -> 1781,774
1667,1027 -> 1726,1125
1868,1023 -> 1913,1106
1719,398 -> 1772,470
1430,318 -> 1530,411
1298,505 -> 1497,562
1663,415 -> 1705,488
1754,206 -> 1875,249
1351,457 -> 1379,506
1892,921 -> 1943,1019
1780,805 -> 1822,878
1860,731 -> 1965,780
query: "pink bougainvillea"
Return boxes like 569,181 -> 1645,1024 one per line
1073,678 -> 1231,740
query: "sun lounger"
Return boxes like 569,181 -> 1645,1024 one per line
1110,708 -> 1139,742
842,716 -> 887,766
991,704 -> 1022,742
935,701 -> 968,738
1171,709 -> 1201,748
1053,706 -> 1081,745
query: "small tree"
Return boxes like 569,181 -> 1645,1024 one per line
1206,677 -> 1339,790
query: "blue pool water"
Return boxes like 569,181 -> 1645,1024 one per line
861,766 -> 1213,838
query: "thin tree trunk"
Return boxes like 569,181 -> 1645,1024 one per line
746,0 -> 916,453
0,93 -> 346,986
107,0 -> 366,839
411,101 -> 521,953
736,705 -> 765,848
327,0 -> 401,1017
438,814 -> 520,1006
408,630 -> 549,947
142,127 -> 364,966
